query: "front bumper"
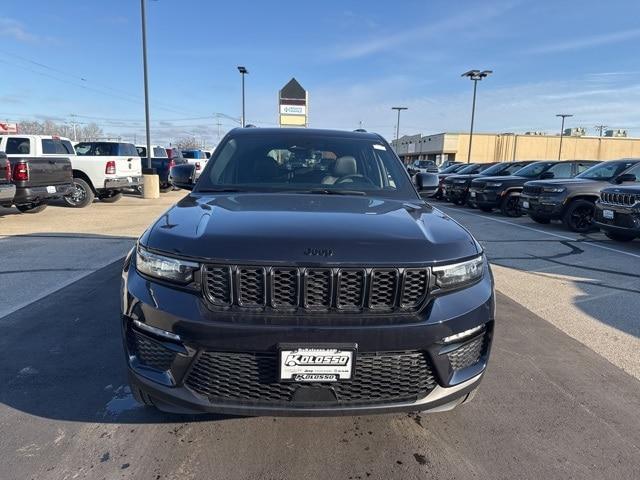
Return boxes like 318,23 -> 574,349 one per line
519,194 -> 565,219
0,183 -> 16,205
13,183 -> 74,205
594,203 -> 640,237
121,259 -> 495,416
469,188 -> 502,208
448,184 -> 470,202
104,176 -> 142,190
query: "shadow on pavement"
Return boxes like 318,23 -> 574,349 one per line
0,257 -> 236,425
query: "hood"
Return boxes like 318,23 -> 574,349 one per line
142,193 -> 479,266
473,175 -> 527,185
524,178 -> 596,187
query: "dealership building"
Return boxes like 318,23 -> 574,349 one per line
391,131 -> 640,165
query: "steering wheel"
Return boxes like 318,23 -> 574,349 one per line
335,174 -> 374,186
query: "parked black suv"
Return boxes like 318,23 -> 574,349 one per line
594,164 -> 640,241
520,159 -> 640,232
121,128 -> 495,416
443,163 -> 498,202
446,161 -> 534,206
469,160 -> 598,217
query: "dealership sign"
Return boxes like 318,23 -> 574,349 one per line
280,104 -> 306,115
0,122 -> 18,134
279,78 -> 308,127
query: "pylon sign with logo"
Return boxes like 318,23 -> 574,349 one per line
279,78 -> 308,127
0,122 -> 18,134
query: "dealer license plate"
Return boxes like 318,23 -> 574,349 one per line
603,209 -> 614,220
280,347 -> 355,382
522,200 -> 530,209
46,186 -> 56,194
470,191 -> 476,198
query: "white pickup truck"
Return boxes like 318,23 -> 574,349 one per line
0,135 -> 142,208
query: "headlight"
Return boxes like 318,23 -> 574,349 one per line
136,245 -> 199,284
542,187 -> 566,193
453,179 -> 467,184
485,181 -> 503,187
432,255 -> 484,289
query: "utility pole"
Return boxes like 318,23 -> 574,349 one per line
391,106 -> 408,151
215,114 -> 222,140
69,114 -> 79,141
595,125 -> 608,137
461,70 -> 492,163
556,114 -> 573,160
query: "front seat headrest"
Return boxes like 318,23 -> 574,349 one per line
333,156 -> 357,177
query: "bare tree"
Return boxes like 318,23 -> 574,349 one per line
80,122 -> 104,141
173,136 -> 201,150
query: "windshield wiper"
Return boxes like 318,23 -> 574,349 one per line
295,188 -> 367,196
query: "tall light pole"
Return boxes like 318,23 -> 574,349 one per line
392,106 -> 408,152
237,66 -> 248,127
461,69 -> 492,163
556,114 -> 573,160
140,0 -> 152,170
595,124 -> 608,137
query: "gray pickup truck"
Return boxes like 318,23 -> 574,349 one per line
5,151 -> 74,213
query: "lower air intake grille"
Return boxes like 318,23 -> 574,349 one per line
132,331 -> 176,371
447,334 -> 486,371
186,351 -> 437,406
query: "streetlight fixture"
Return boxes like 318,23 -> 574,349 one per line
556,114 -> 573,160
461,69 -> 492,163
391,106 -> 408,153
237,66 -> 248,127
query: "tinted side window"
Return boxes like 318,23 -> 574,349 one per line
576,162 -> 594,174
42,139 -> 72,154
5,137 -> 31,154
118,143 -> 138,156
546,162 -> 573,178
42,139 -> 57,154
136,146 -> 146,157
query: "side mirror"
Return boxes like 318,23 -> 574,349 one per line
540,171 -> 555,179
415,172 -> 439,197
169,164 -> 196,191
614,173 -> 636,184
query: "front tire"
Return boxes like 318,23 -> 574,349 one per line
562,199 -> 596,233
500,192 -> 522,217
63,178 -> 95,208
604,231 -> 635,242
15,202 -> 47,213
159,184 -> 173,193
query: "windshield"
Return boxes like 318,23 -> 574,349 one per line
480,162 -> 527,176
577,161 -> 639,180
414,160 -> 433,168
439,164 -> 461,173
195,133 -> 416,199
182,150 -> 201,159
455,164 -> 479,174
513,162 -> 554,178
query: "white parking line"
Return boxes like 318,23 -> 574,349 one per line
437,205 -> 640,260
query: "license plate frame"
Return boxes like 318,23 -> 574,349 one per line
470,191 -> 476,198
278,343 -> 357,383
603,209 -> 614,220
46,186 -> 56,194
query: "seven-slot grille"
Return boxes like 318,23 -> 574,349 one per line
522,185 -> 543,195
600,191 -> 640,207
202,265 -> 429,313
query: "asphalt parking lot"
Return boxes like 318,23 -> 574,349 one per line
1,194 -> 639,479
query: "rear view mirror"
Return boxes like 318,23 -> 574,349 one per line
415,172 -> 439,197
540,171 -> 555,179
169,164 -> 196,191
614,173 -> 636,184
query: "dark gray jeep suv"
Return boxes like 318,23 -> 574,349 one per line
121,128 -> 494,416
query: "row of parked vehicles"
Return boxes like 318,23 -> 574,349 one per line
0,134 -> 211,213
433,158 -> 640,242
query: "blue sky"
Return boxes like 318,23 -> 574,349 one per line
1,0 -> 640,145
